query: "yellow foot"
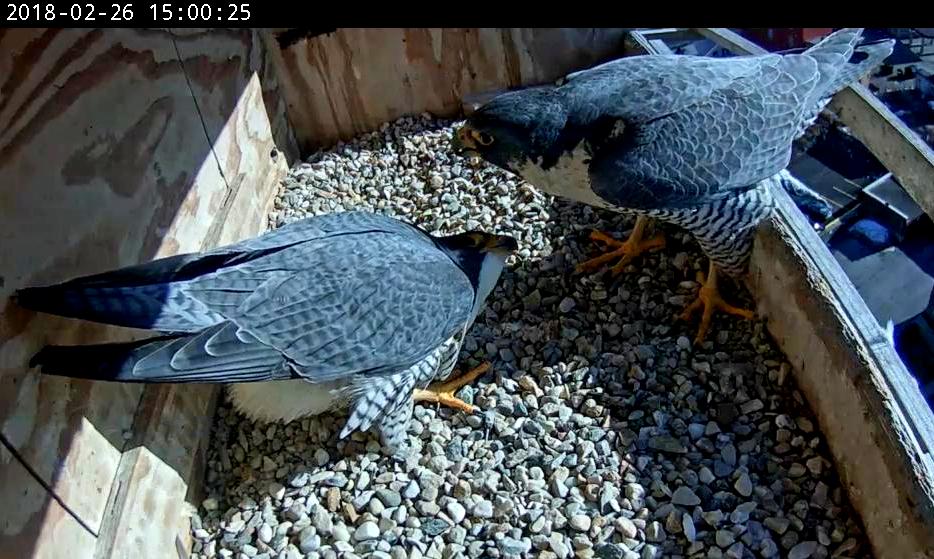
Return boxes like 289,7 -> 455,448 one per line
413,362 -> 491,414
679,265 -> 755,345
576,217 -> 666,277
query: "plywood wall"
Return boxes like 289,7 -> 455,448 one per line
264,28 -> 630,152
0,28 -> 297,558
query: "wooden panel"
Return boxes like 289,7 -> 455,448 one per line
0,26 -> 295,556
748,188 -> 934,559
92,29 -> 292,559
0,449 -> 96,559
266,28 -> 630,151
171,28 -> 297,239
0,27 -> 222,535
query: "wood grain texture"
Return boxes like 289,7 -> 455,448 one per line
748,188 -> 934,559
266,28 -> 630,152
0,27 -> 214,536
94,444 -> 203,559
95,28 -> 292,559
0,450 -> 96,559
0,27 -> 295,556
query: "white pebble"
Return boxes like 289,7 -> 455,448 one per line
446,502 -> 466,524
354,521 -> 380,541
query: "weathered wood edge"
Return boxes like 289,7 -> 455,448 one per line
751,187 -> 934,559
694,27 -> 934,220
678,26 -> 934,558
693,23 -> 934,452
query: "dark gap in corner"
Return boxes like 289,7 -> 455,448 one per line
276,28 -> 338,49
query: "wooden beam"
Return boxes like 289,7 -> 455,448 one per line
748,185 -> 934,559
637,28 -> 693,41
627,31 -> 674,55
695,27 -> 934,220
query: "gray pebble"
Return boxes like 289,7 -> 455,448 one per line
615,517 -> 638,539
446,502 -> 466,524
734,473 -> 753,497
473,500 -> 494,519
298,527 -> 320,553
332,524 -> 351,543
376,489 -> 402,508
354,521 -> 380,542
682,513 -> 696,542
569,514 -> 592,532
403,480 -> 420,500
645,521 -> 665,543
716,530 -> 735,548
559,297 -> 576,313
648,436 -> 686,454
788,541 -> 819,559
422,518 -> 450,537
764,516 -> 790,535
672,486 -> 701,506
499,537 -> 532,556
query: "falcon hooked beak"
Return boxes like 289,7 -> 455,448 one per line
481,233 -> 519,256
451,124 -> 493,157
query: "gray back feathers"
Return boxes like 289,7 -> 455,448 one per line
21,212 -> 480,385
557,28 -> 893,210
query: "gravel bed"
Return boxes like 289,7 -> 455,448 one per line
189,114 -> 872,559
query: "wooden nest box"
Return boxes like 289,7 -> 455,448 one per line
1,28 -> 933,559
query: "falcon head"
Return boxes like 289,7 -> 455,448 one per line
436,231 -> 517,317
439,231 -> 518,258
452,87 -> 566,175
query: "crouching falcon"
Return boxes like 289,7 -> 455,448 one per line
14,211 -> 517,453
453,28 -> 892,343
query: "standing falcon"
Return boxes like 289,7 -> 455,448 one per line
453,28 -> 893,343
14,211 -> 517,453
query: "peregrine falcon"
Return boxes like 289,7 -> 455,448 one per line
453,28 -> 893,343
14,211 -> 517,453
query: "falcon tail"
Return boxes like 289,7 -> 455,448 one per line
29,322 -> 293,384
804,28 -> 894,99
13,281 -> 173,332
29,335 -> 188,383
11,250 -> 245,332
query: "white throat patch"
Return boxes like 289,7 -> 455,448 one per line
514,145 -> 614,210
469,251 -> 507,324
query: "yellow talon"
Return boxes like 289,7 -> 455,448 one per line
576,216 -> 666,276
679,262 -> 755,345
413,362 -> 490,413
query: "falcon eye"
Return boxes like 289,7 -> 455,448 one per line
472,130 -> 495,146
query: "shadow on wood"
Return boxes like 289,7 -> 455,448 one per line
0,28 -> 298,559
